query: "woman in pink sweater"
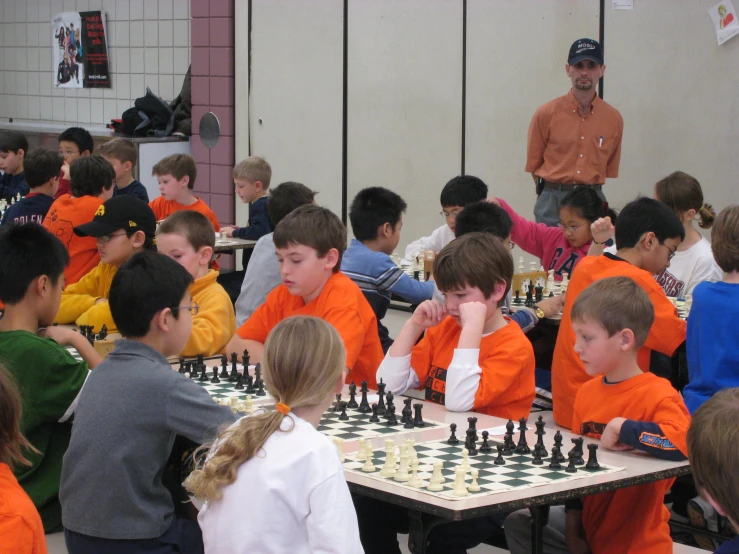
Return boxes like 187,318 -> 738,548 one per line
494,188 -> 615,281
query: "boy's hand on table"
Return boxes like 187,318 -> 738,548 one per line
601,417 -> 631,451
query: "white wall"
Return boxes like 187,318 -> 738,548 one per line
0,0 -> 191,126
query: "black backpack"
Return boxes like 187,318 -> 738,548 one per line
120,88 -> 175,137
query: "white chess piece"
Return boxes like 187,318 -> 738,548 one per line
408,458 -> 422,488
427,462 -> 444,492
394,454 -> 410,482
560,272 -> 569,294
380,453 -> 395,478
452,466 -> 469,497
230,397 -> 239,412
460,448 -> 471,473
518,256 -> 525,274
546,269 -> 555,293
361,443 -> 376,473
333,437 -> 344,463
357,439 -> 367,461
468,468 -> 481,492
244,395 -> 254,413
529,261 -> 537,272
405,439 -> 418,462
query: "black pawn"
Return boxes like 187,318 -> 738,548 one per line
586,444 -> 600,470
549,291 -> 554,298
466,429 -> 478,456
553,430 -> 563,449
447,423 -> 459,445
385,405 -> 398,426
515,418 -> 530,454
245,373 -> 256,395
338,401 -> 349,421
234,374 -> 244,390
513,290 -> 522,305
358,381 -> 371,413
211,367 -> 220,383
494,443 -> 506,465
229,352 -> 239,382
535,415 -> 548,458
385,391 -> 395,419
532,444 -> 544,465
220,355 -> 229,378
571,438 -> 585,465
369,403 -> 380,423
347,382 -> 358,409
548,446 -> 562,469
566,452 -> 578,473
256,378 -> 266,397
376,380 -> 387,415
412,404 -> 425,427
479,430 -> 492,452
505,420 -> 515,444
329,393 -> 341,412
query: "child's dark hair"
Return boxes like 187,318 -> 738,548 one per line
454,201 -> 512,239
58,127 -> 94,155
69,156 -> 115,197
0,364 -> 39,467
560,187 -> 617,225
152,154 -> 197,190
0,130 -> 29,154
0,223 -> 69,304
349,187 -> 407,242
614,197 -> 685,250
655,171 -> 715,230
267,182 -> 316,226
711,205 -> 739,274
274,205 -> 347,273
439,175 -> 488,208
157,210 -> 215,250
24,148 -> 64,189
109,251 -> 193,338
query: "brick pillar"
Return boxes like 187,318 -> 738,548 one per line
191,0 -> 236,267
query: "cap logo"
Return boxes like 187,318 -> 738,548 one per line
129,221 -> 138,227
576,43 -> 595,53
95,205 -> 105,217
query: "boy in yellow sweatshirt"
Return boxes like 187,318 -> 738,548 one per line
54,196 -> 156,332
156,210 -> 236,357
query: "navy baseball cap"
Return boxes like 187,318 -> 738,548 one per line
568,38 -> 604,65
74,195 -> 156,238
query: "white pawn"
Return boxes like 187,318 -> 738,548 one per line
561,272 -> 570,293
468,468 -> 481,492
361,443 -> 376,473
408,458 -> 422,488
546,269 -> 555,293
357,439 -> 367,461
427,462 -> 444,492
460,448 -> 471,473
333,437 -> 344,463
394,454 -> 410,482
518,256 -> 524,274
452,466 -> 469,497
244,395 -> 254,413
230,397 -> 239,412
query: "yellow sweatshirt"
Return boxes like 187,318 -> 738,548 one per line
181,269 -> 236,357
55,262 -> 118,332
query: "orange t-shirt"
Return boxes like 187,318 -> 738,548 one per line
149,196 -> 220,232
552,254 -> 686,429
237,272 -> 384,388
572,373 -> 690,554
42,194 -> 103,285
0,463 -> 48,554
411,317 -> 535,421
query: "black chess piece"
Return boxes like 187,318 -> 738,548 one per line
553,431 -> 565,462
376,380 -> 387,415
245,373 -> 256,394
234,374 -> 244,390
413,270 -> 420,280
535,286 -> 543,302
548,446 -> 562,469
566,452 -> 578,473
549,291 -> 555,298
525,289 -> 535,307
211,367 -> 220,384
412,404 -> 425,427
480,430 -> 492,452
515,418 -> 530,454
178,357 -> 186,374
571,437 -> 585,465
254,363 -> 261,384
347,382 -> 358,409
243,349 -> 250,370
329,393 -> 341,412
466,428 -> 478,456
385,405 -> 398,426
586,444 -> 600,469
369,403 -> 380,423
467,416 -> 478,441
199,364 -> 208,382
532,444 -> 544,465
494,443 -> 506,465
197,354 -> 204,369
338,401 -> 349,421
256,378 -> 266,397
534,415 -> 548,458
513,290 -> 522,305
358,381 -> 371,413
447,423 -> 459,445
402,398 -> 413,426
220,355 -> 229,378
98,324 -> 108,339
505,419 -> 515,441
503,434 -> 515,456
229,352 -> 239,382
385,391 -> 395,419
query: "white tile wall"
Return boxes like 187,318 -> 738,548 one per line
0,0 -> 190,125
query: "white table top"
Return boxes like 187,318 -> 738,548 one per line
214,237 -> 258,253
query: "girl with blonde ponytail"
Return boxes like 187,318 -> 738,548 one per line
186,316 -> 364,554
654,171 -> 723,297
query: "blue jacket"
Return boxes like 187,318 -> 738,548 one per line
0,172 -> 29,202
232,196 -> 273,240
113,179 -> 149,203
1,193 -> 55,225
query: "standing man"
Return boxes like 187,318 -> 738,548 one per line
526,38 -> 624,226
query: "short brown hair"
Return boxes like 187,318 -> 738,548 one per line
0,364 -> 38,467
233,156 -> 272,189
152,154 -> 197,189
571,277 -> 654,348
98,138 -> 138,166
655,171 -> 715,230
273,205 -> 346,273
688,388 -> 739,526
157,210 -> 215,250
711,205 -> 739,273
433,232 -> 513,306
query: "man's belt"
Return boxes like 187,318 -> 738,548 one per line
541,181 -> 603,192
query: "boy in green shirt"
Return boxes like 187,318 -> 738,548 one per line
0,222 -> 101,532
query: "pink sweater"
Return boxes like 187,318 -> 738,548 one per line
499,198 -> 590,281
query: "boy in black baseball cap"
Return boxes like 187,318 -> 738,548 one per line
54,195 -> 156,333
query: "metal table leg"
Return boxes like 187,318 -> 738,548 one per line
407,509 -> 447,554
529,505 -> 550,554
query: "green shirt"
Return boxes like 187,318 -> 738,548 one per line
0,330 -> 88,532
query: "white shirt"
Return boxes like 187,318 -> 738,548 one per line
655,237 -> 723,297
235,232 -> 281,326
198,413 -> 364,554
403,224 -> 456,262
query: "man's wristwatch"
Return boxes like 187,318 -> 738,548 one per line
534,306 -> 546,319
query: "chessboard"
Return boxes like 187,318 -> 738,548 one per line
319,403 -> 440,441
342,417 -> 624,501
67,347 -> 83,362
175,353 -> 274,403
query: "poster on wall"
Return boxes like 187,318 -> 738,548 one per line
708,1 -> 739,45
52,11 -> 111,89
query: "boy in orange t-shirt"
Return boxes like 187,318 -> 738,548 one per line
377,232 -> 535,420
149,154 -> 220,232
552,197 -> 687,429
505,277 -> 690,554
227,205 -> 383,388
42,156 -> 115,285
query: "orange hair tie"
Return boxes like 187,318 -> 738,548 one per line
276,402 -> 291,415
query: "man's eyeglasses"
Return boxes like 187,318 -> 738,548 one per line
172,303 -> 200,316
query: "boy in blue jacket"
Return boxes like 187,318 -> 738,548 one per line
2,148 -> 62,225
0,131 -> 29,202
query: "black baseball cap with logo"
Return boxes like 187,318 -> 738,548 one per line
568,38 -> 604,65
74,195 -> 157,238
